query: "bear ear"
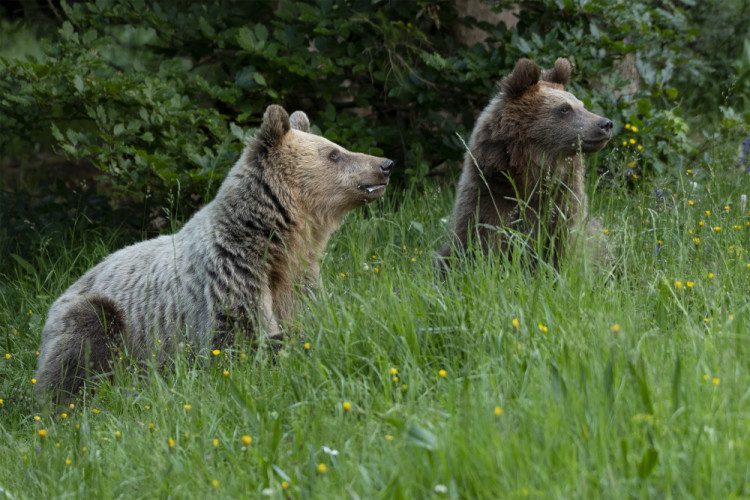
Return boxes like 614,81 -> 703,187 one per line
501,58 -> 541,100
540,58 -> 572,87
257,104 -> 291,149
289,111 -> 310,133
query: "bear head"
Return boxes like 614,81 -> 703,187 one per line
499,58 -> 613,158
256,105 -> 393,219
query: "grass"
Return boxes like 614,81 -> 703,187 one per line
2,150 -> 750,498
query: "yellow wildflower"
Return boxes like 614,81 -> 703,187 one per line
674,281 -> 683,289
242,435 -> 252,446
512,318 -> 520,329
317,463 -> 327,474
38,429 -> 47,438
494,406 -> 502,416
438,369 -> 447,378
342,402 -> 352,412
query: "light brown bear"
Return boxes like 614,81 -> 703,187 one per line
439,57 -> 612,268
35,104 -> 393,402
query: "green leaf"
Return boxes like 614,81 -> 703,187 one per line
297,3 -> 320,21
671,356 -> 681,414
230,122 -> 245,141
60,21 -> 78,43
637,98 -> 653,116
637,448 -> 659,479
252,72 -> 267,87
405,423 -> 437,450
10,254 -> 35,276
255,24 -> 269,44
235,66 -> 256,89
236,27 -> 258,51
73,74 -> 84,92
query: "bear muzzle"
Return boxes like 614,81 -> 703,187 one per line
357,158 -> 393,198
580,117 -> 613,153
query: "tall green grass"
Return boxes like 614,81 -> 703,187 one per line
2,152 -> 750,498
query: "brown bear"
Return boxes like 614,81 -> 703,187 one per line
34,104 -> 393,402
439,57 -> 613,268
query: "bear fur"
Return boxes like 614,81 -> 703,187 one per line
439,57 -> 613,268
34,104 -> 393,402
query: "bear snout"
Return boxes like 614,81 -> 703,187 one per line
599,118 -> 613,136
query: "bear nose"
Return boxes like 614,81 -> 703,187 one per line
381,159 -> 393,176
599,118 -> 613,132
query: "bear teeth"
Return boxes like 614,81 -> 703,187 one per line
358,185 -> 383,193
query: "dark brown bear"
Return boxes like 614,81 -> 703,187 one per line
439,57 -> 613,268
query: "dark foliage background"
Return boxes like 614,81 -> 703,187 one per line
1,0 -> 749,249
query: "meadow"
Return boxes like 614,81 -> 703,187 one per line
2,138 -> 750,499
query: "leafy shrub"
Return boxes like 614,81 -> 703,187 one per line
1,0 -> 748,230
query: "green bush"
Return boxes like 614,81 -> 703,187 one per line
1,0 -> 748,228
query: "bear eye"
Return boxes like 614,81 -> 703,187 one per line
328,150 -> 340,162
559,104 -> 571,115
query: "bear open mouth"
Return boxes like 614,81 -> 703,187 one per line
357,184 -> 387,194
